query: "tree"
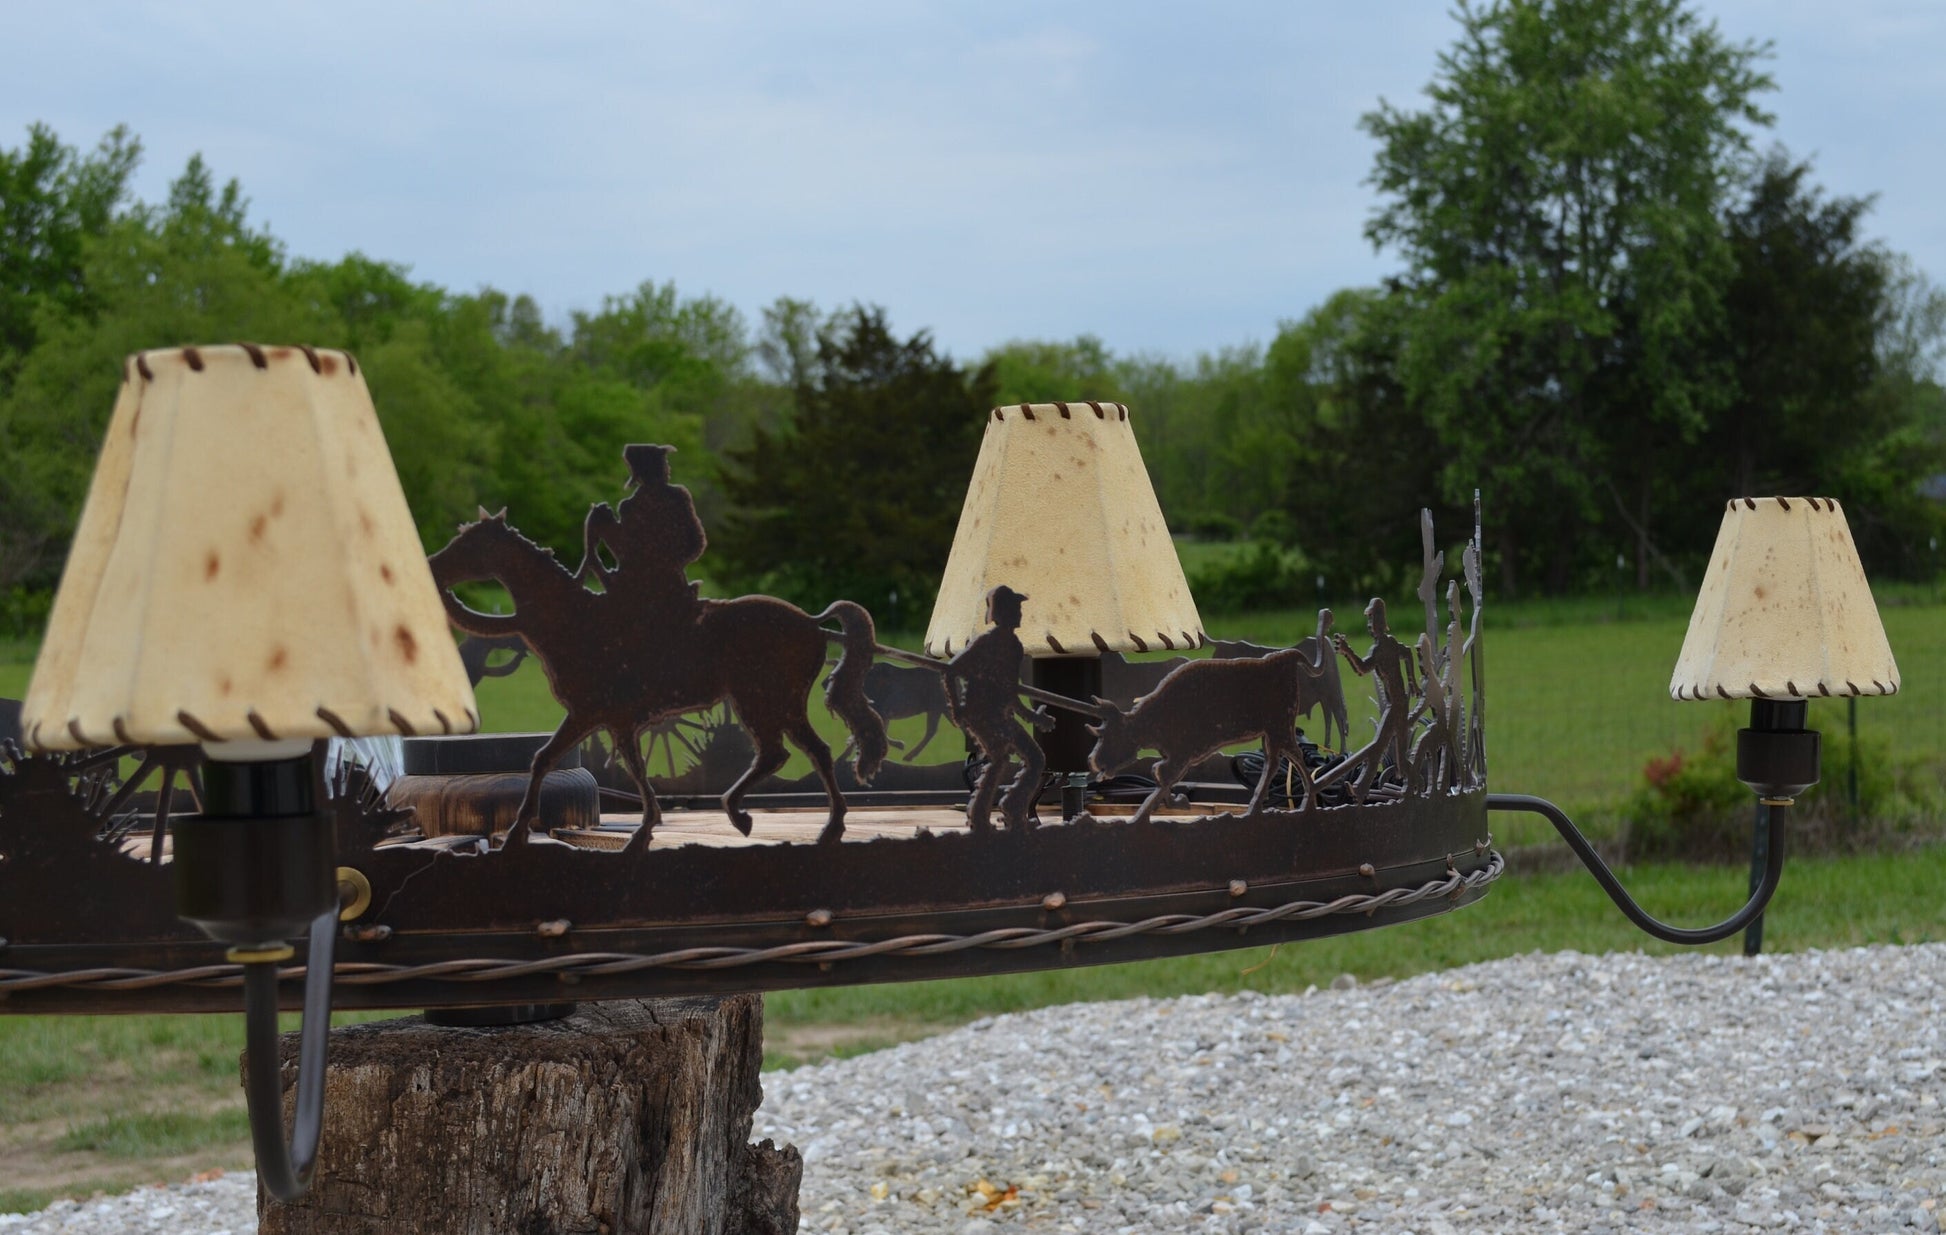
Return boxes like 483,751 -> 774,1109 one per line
1,153 -> 330,591
1261,289 -> 1456,594
1363,0 -> 1774,594
714,305 -> 995,628
0,124 -> 140,393
983,335 -> 1122,408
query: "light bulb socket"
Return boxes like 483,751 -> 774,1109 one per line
175,753 -> 335,947
1736,699 -> 1820,802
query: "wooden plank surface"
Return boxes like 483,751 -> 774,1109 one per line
555,802 -> 1230,851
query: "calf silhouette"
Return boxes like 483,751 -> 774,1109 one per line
1088,619 -> 1334,824
843,661 -> 952,762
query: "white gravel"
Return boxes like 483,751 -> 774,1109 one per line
8,945 -> 1943,1233
0,1175 -> 255,1235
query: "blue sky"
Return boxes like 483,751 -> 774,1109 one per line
8,2 -> 1943,363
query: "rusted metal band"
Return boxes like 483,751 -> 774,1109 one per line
0,855 -> 1501,994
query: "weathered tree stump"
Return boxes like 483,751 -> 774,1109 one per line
257,995 -> 800,1235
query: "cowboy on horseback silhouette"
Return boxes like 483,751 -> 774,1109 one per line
576,444 -> 706,620
429,444 -> 890,849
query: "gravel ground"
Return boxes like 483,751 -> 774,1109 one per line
6,944 -> 1942,1233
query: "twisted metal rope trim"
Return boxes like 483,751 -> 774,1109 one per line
1,853 -> 1502,995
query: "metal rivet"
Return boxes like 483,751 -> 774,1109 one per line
1358,863 -> 1377,879
537,919 -> 571,938
1042,892 -> 1067,911
1228,880 -> 1247,898
806,908 -> 833,927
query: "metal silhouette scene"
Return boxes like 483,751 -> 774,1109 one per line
0,445 -> 1499,1016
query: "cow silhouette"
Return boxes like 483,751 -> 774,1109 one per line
1088,615 -> 1335,823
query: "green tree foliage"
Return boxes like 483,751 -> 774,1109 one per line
1259,290 -> 1457,594
714,306 -> 995,627
1704,154 -> 1944,573
2,90 -> 1942,629
0,128 -> 762,605
0,124 -> 140,392
983,335 -> 1123,408
1362,0 -> 1775,594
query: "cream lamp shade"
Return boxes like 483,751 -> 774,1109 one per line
1670,496 -> 1899,702
21,344 -> 478,750
924,402 -> 1205,658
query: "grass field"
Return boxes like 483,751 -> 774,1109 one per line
402,582 -> 1946,847
2,579 -> 1942,1209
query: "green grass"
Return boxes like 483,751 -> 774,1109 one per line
54,1109 -> 251,1159
463,590 -> 1946,849
2,1184 -> 134,1215
3,590 -> 1943,1206
762,841 -> 1946,1052
11,586 -> 1941,842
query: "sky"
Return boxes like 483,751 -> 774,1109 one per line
8,1 -> 1945,364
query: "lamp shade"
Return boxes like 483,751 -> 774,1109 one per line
924,402 -> 1204,658
22,344 -> 478,750
1670,496 -> 1898,702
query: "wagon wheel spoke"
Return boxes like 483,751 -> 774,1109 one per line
68,745 -> 134,774
149,767 -> 181,865
93,752 -> 163,842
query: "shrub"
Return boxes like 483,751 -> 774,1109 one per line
1182,511 -> 1243,541
0,588 -> 50,641
1624,712 -> 1946,861
1248,509 -> 1298,546
1189,541 -> 1307,613
1621,721 -> 1749,861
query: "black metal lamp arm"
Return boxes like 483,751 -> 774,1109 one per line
1486,792 -> 1787,945
239,907 -> 337,1201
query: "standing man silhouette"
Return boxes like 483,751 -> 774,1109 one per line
1332,597 -> 1421,798
943,585 -> 1053,832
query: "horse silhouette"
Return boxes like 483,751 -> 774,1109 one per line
429,512 -> 887,849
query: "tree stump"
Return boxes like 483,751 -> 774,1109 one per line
257,995 -> 800,1235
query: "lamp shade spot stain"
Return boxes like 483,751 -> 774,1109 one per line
395,625 -> 419,664
204,552 -> 220,581
380,563 -> 395,585
271,491 -> 285,517
267,646 -> 288,672
318,352 -> 338,375
249,513 -> 268,543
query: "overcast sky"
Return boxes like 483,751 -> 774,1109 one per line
9,2 -> 1943,363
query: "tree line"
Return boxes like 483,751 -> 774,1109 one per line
3,0 -> 1943,633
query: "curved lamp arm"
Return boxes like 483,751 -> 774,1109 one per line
239,906 -> 338,1201
1487,792 -> 1786,946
